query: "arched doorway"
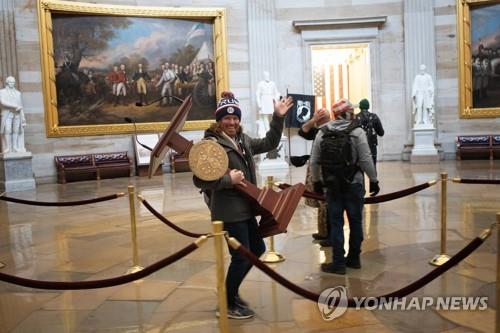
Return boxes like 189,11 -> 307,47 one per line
311,43 -> 371,112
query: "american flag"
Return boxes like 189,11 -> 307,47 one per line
313,65 -> 326,109
313,65 -> 325,96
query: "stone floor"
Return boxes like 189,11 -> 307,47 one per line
0,160 -> 498,333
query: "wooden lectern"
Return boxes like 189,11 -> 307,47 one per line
149,95 -> 305,237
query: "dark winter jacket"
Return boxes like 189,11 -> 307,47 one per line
356,110 -> 384,146
193,114 -> 284,222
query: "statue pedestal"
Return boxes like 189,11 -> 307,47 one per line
410,125 -> 439,163
0,152 -> 36,192
257,136 -> 289,171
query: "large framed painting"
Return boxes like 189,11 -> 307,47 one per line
37,0 -> 228,137
457,0 -> 500,118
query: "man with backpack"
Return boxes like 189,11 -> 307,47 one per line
356,98 -> 384,168
310,98 -> 380,275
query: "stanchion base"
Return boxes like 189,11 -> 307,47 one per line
0,261 -> 5,269
125,265 -> 144,274
429,254 -> 451,266
261,251 -> 285,263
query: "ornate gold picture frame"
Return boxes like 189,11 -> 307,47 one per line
37,0 -> 228,137
457,0 -> 500,118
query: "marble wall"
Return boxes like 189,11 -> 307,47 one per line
433,0 -> 499,157
9,0 -> 250,183
3,0 -> 499,183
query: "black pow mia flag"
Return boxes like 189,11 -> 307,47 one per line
285,93 -> 315,128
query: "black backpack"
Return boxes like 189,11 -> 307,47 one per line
358,111 -> 377,146
320,122 -> 359,193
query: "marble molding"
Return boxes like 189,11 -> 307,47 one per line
410,126 -> 439,163
257,135 -> 289,172
0,152 -> 36,192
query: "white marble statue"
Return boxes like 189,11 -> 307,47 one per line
0,76 -> 26,153
412,64 -> 435,126
256,70 -> 280,137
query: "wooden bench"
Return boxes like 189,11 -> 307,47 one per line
94,152 -> 133,180
456,135 -> 500,160
55,152 -> 132,184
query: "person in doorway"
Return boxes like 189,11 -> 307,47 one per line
193,91 -> 293,319
356,98 -> 384,168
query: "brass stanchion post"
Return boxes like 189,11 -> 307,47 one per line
496,213 -> 500,333
430,172 -> 451,266
126,185 -> 144,274
213,221 -> 229,333
261,176 -> 285,263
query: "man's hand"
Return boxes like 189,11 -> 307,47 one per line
273,96 -> 294,117
369,181 -> 380,197
313,181 -> 324,195
313,108 -> 331,127
312,108 -> 326,123
229,169 -> 246,187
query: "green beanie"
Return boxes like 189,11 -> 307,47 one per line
359,99 -> 370,110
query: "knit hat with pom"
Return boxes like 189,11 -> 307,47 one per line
215,91 -> 241,121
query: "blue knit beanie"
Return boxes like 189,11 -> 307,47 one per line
215,91 -> 241,121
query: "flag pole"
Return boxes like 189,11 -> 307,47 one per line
286,87 -> 292,164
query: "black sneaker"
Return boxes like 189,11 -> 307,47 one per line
319,239 -> 332,247
346,257 -> 361,269
320,263 -> 346,275
216,304 -> 254,320
312,233 -> 328,241
234,295 -> 249,308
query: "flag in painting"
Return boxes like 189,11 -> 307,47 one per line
285,93 -> 315,128
187,22 -> 206,42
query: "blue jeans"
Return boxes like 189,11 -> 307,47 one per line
224,217 -> 266,306
326,183 -> 365,268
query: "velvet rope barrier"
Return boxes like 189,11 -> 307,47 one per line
276,180 -> 437,204
0,192 -> 125,206
138,196 -> 207,238
0,236 -> 207,290
452,178 -> 500,185
227,224 -> 493,307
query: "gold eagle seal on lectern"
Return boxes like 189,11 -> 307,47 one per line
188,140 -> 228,181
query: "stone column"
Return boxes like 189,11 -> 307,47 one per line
404,0 -> 439,162
248,0 -> 279,104
0,0 -> 18,81
248,0 -> 288,171
0,0 -> 35,190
